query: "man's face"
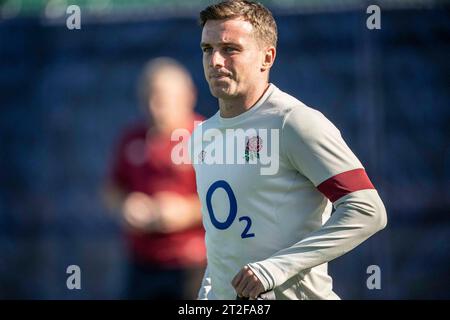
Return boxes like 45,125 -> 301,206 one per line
147,69 -> 195,132
201,18 -> 266,100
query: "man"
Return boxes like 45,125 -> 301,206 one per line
105,57 -> 206,299
191,0 -> 387,300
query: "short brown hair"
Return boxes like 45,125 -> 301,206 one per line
199,0 -> 277,48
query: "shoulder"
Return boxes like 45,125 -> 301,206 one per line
283,105 -> 339,141
193,112 -> 206,122
267,85 -> 306,113
189,112 -> 219,154
192,111 -> 219,135
267,85 -> 339,140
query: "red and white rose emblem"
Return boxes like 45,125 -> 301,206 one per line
244,136 -> 263,162
247,136 -> 263,152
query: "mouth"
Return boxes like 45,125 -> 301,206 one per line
209,72 -> 231,80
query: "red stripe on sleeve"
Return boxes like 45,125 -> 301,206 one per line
317,168 -> 375,202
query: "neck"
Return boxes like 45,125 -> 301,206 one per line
219,82 -> 270,118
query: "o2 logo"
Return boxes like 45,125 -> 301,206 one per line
206,180 -> 255,239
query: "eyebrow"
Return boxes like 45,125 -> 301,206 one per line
200,41 -> 242,48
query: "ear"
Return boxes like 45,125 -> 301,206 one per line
261,46 -> 276,72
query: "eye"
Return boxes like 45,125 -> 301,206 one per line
224,46 -> 237,53
202,47 -> 212,54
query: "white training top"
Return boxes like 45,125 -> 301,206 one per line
190,84 -> 387,300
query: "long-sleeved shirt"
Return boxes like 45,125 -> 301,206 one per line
191,83 -> 387,300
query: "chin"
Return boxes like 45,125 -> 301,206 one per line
211,90 -> 233,100
209,84 -> 234,99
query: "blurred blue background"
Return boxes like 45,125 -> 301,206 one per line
0,0 -> 449,299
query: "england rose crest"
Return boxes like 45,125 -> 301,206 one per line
244,136 -> 263,162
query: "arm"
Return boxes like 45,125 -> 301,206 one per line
236,107 -> 387,294
248,188 -> 386,291
103,185 -> 202,234
103,130 -> 202,233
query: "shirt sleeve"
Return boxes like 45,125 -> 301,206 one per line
247,106 -> 388,291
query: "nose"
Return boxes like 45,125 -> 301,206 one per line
210,49 -> 225,69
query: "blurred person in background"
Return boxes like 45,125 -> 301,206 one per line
104,57 -> 206,299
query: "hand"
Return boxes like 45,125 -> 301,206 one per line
154,192 -> 198,233
231,265 -> 265,300
122,191 -> 200,233
122,192 -> 160,231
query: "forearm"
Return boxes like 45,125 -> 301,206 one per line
248,189 -> 387,291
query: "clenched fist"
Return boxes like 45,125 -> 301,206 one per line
231,265 -> 265,300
